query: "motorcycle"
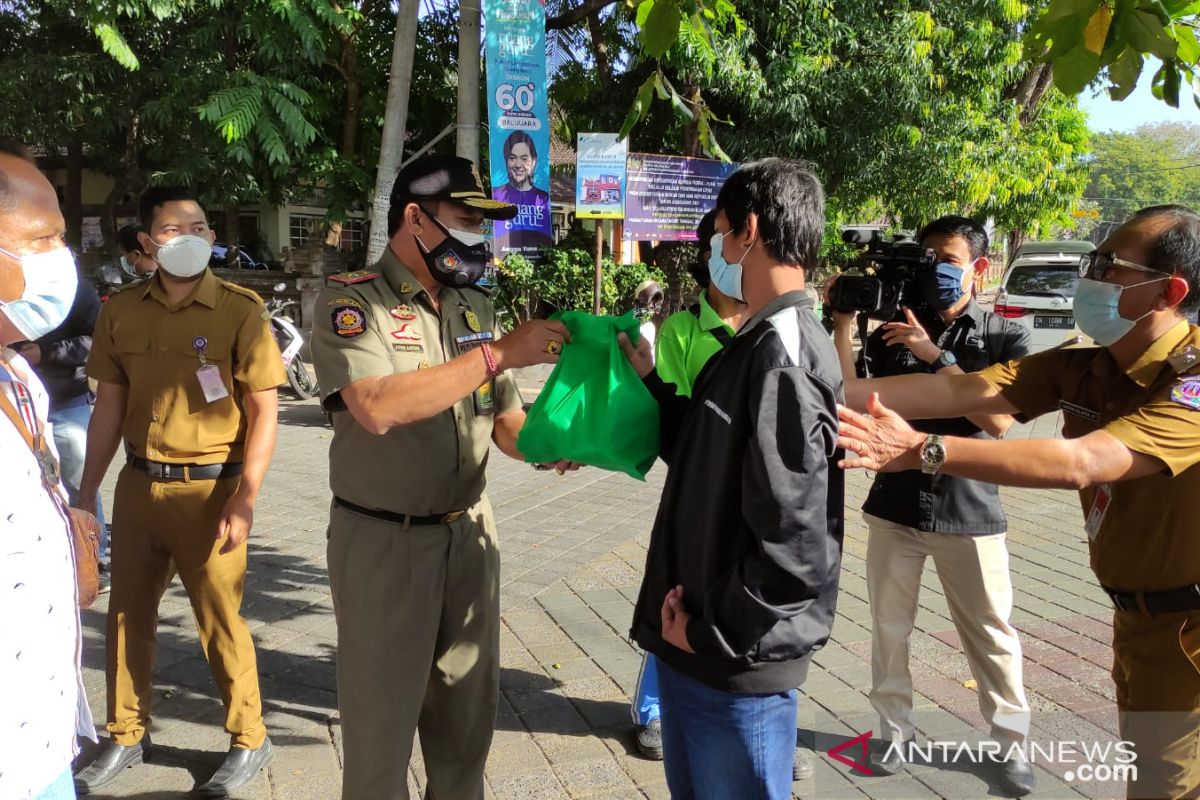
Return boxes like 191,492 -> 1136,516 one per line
266,282 -> 319,400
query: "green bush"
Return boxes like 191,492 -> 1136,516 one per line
492,249 -> 665,331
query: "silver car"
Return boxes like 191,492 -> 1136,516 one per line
995,242 -> 1093,352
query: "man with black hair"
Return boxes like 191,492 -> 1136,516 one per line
75,185 -> 284,795
839,206 -> 1200,798
825,215 -> 1035,793
117,224 -> 153,280
619,158 -> 843,797
311,153 -> 574,800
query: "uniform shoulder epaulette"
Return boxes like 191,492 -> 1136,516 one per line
108,277 -> 148,296
461,282 -> 492,297
329,270 -> 379,286
219,280 -> 266,304
1045,334 -> 1098,353
1168,343 -> 1200,375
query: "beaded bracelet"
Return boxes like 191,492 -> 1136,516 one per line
480,342 -> 501,377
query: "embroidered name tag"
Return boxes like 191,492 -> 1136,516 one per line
1059,400 -> 1099,421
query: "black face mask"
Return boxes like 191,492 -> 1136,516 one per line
415,213 -> 491,287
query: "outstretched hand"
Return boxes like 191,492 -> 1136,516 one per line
837,393 -> 924,472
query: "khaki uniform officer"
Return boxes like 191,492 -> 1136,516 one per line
837,206 -> 1200,799
75,187 -> 284,797
312,154 -> 571,800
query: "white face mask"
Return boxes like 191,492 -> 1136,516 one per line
0,245 -> 79,339
153,234 -> 212,278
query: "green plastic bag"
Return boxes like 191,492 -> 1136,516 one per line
517,310 -> 660,480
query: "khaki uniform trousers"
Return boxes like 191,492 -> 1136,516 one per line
864,513 -> 1031,748
106,465 -> 266,748
328,496 -> 500,800
1113,608 -> 1200,799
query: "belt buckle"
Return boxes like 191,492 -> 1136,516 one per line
441,510 -> 465,524
150,462 -> 172,480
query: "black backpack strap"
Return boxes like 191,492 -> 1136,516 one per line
688,303 -> 701,317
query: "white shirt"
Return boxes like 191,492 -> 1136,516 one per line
0,350 -> 95,798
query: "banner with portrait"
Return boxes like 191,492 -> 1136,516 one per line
484,0 -> 553,265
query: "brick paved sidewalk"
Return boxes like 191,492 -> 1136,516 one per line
75,398 -> 1126,799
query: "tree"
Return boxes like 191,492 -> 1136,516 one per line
1084,122 -> 1200,236
1025,0 -> 1200,108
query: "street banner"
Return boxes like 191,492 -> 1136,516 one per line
623,153 -> 737,241
575,133 -> 627,220
484,0 -> 552,264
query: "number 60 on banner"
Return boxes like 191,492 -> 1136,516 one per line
496,82 -> 536,113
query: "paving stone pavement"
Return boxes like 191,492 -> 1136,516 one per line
77,394 -> 1127,800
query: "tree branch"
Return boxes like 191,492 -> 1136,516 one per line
546,0 -> 619,31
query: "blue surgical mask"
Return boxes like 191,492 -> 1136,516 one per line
1073,276 -> 1167,347
0,245 -> 79,339
918,261 -> 967,310
708,231 -> 752,302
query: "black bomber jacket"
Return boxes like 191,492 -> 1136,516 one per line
630,291 -> 846,693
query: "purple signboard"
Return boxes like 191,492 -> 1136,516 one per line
622,153 -> 737,241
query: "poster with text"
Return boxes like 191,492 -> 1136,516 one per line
623,153 -> 737,241
485,0 -> 552,264
575,133 -> 627,220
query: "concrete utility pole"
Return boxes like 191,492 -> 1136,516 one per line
456,0 -> 482,164
365,0 -> 420,265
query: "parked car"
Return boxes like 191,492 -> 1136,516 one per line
995,241 -> 1093,352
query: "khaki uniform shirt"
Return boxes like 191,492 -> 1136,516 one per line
311,248 -> 523,515
87,269 -> 285,464
980,320 -> 1200,592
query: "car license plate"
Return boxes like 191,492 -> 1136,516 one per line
1034,315 -> 1073,329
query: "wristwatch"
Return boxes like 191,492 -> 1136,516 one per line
920,434 -> 947,475
933,350 -> 957,371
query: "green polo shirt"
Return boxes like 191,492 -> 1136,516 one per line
654,290 -> 736,397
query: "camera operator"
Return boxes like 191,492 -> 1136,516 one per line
825,216 -> 1035,795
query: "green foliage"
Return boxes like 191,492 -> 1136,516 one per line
1085,122 -> 1200,230
1025,0 -> 1200,108
492,251 -> 666,330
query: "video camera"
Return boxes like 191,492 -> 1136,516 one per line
825,228 -> 936,320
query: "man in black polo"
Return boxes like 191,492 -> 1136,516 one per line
826,216 -> 1035,795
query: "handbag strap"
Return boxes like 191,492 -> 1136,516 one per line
0,357 -> 66,500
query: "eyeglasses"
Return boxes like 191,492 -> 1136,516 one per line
1082,251 -> 1173,282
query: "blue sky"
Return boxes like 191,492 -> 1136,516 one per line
1079,75 -> 1200,131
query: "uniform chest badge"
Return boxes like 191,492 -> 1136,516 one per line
391,323 -> 422,343
1170,377 -> 1200,410
332,306 -> 366,338
390,304 -> 418,321
400,281 -> 414,295
465,310 -> 481,333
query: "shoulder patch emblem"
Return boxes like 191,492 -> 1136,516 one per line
327,296 -> 363,308
329,271 -> 379,286
1170,377 -> 1200,410
332,305 -> 366,338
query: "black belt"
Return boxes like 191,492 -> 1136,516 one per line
1103,584 -> 1200,615
334,496 -> 466,527
128,456 -> 243,482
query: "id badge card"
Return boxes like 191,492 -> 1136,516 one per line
1084,483 -> 1112,542
196,364 -> 230,403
